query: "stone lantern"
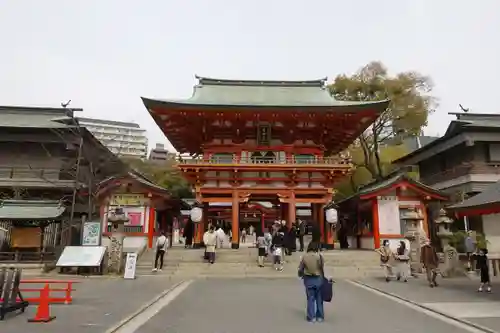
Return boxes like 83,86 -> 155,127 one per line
435,209 -> 460,277
107,207 -> 129,274
435,209 -> 453,247
402,207 -> 425,275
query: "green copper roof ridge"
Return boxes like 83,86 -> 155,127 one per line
142,96 -> 390,109
194,75 -> 328,87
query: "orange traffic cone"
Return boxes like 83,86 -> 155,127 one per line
28,283 -> 56,323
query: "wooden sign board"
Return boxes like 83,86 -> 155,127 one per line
10,227 -> 41,248
56,246 -> 107,267
110,194 -> 149,207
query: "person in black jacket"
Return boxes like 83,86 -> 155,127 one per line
271,230 -> 285,271
297,220 -> 306,251
311,223 -> 321,251
474,248 -> 491,293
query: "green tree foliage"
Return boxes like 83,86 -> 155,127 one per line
122,157 -> 194,199
329,61 -> 437,182
334,144 -> 408,200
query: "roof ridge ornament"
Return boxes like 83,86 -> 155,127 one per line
194,75 -> 328,88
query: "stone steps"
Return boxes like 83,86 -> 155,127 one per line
136,248 -> 382,278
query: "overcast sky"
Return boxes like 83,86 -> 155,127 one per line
1,0 -> 498,152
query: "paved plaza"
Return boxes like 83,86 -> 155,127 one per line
1,275 -> 499,333
0,276 -> 183,333
358,275 -> 500,332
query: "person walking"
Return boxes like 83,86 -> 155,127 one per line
264,228 -> 273,257
203,226 -> 217,264
298,242 -> 325,323
395,241 -> 410,282
465,231 -> 476,271
256,230 -> 267,267
375,240 -> 394,282
297,220 -> 305,252
241,228 -> 247,244
152,231 -> 168,272
420,239 -> 439,288
474,248 -> 492,293
271,230 -> 285,271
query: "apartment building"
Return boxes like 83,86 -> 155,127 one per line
78,117 -> 148,159
149,143 -> 171,162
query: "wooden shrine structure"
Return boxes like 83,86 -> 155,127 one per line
338,173 -> 448,250
142,76 -> 389,248
97,171 -> 187,248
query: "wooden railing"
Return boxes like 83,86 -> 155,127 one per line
0,166 -> 75,181
178,157 -> 352,166
421,162 -> 500,186
0,251 -> 56,262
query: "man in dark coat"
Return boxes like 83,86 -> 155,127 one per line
297,220 -> 306,251
183,220 -> 194,248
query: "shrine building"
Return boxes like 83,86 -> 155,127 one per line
337,173 -> 448,250
142,76 -> 389,249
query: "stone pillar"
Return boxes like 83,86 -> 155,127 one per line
107,232 -> 124,274
232,192 -> 240,249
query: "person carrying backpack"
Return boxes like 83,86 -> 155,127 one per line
152,230 -> 168,272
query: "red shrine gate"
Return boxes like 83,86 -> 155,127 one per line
142,76 -> 388,249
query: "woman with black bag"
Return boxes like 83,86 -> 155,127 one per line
297,242 -> 328,322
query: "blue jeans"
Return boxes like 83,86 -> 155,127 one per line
303,275 -> 324,321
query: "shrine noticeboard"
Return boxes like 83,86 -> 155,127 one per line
377,196 -> 401,235
10,227 -> 41,248
82,221 -> 101,246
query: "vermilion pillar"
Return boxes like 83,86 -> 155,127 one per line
147,206 -> 155,248
372,198 -> 381,249
324,205 -> 334,250
232,192 -> 240,249
287,193 -> 295,228
318,204 -> 325,248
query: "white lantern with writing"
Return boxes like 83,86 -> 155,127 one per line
325,208 -> 338,224
190,207 -> 203,223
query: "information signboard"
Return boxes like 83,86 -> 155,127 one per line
123,253 -> 137,280
82,221 -> 101,246
56,246 -> 107,267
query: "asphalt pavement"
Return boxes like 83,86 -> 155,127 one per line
136,278 -> 483,333
2,276 -> 496,333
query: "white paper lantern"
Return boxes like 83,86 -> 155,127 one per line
325,208 -> 338,224
190,207 -> 203,223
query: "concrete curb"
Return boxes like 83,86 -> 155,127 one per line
351,280 -> 499,333
104,280 -> 188,333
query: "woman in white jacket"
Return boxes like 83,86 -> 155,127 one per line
203,226 -> 217,264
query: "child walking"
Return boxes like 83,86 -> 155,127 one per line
475,248 -> 491,293
256,231 -> 266,267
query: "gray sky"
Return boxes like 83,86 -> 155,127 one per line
1,0 -> 498,152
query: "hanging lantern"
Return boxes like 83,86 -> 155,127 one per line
190,207 -> 203,223
325,208 -> 338,224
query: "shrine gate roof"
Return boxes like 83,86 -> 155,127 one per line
338,173 -> 448,204
0,200 -> 65,220
142,76 -> 389,109
448,180 -> 500,216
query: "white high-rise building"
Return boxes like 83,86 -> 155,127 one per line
78,117 -> 148,159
